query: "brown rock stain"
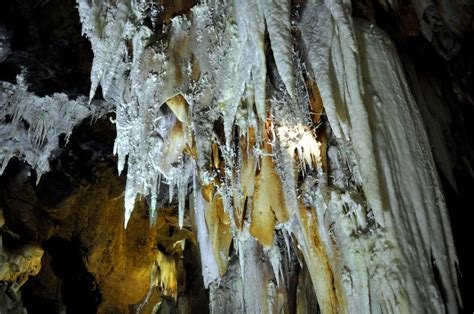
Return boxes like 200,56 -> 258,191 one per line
296,203 -> 345,314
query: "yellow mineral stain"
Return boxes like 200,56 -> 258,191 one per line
205,194 -> 232,276
201,184 -> 214,203
233,129 -> 257,229
166,94 -> 189,124
161,121 -> 186,174
155,251 -> 178,299
306,78 -> 324,124
211,142 -> 220,170
296,203 -> 344,314
250,144 -> 288,247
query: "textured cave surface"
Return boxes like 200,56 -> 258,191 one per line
0,0 -> 473,313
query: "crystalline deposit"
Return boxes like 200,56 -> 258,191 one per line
0,0 -> 460,312
0,75 -> 105,180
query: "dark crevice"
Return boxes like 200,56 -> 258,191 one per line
22,237 -> 102,314
1,0 -> 93,97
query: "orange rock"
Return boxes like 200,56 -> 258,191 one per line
250,145 -> 289,247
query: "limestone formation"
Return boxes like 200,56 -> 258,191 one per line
0,0 -> 472,312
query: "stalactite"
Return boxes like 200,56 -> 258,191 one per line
72,0 -> 461,312
0,0 -> 464,312
0,75 -> 107,181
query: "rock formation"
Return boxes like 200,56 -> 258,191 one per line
0,0 -> 472,313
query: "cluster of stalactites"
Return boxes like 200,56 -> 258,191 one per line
76,0 -> 309,228
0,74 -> 106,181
76,0 -> 461,313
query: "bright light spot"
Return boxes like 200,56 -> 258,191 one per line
277,124 -> 321,171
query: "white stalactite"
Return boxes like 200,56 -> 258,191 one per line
0,0 -> 460,312
0,75 -> 106,180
